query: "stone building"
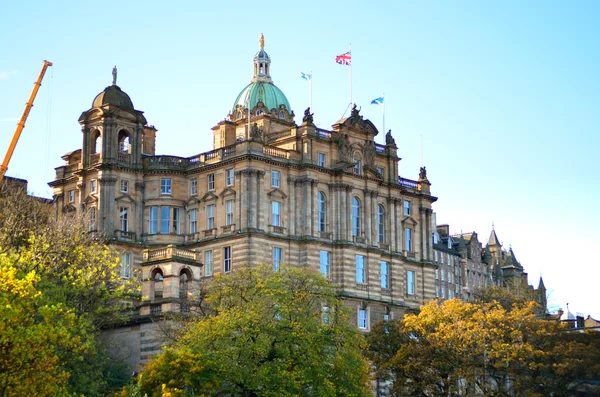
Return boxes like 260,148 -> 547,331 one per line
48,36 -> 438,370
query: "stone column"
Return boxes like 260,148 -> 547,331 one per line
256,171 -> 264,231
345,186 -> 352,242
135,182 -> 145,238
287,177 -> 296,235
329,183 -> 337,240
309,179 -> 317,237
364,190 -> 371,244
339,185 -> 347,241
236,171 -> 243,230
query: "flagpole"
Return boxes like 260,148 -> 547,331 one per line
310,71 -> 313,111
349,43 -> 353,105
382,92 -> 385,136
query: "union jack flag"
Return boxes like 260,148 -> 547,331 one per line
335,51 -> 352,66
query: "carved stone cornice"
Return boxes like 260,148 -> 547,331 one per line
99,176 -> 117,186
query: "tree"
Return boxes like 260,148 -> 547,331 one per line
134,264 -> 371,397
0,185 -> 139,395
0,259 -> 82,396
366,299 -> 598,397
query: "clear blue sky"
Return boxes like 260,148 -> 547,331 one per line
1,1 -> 598,318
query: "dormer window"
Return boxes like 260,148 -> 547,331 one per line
279,111 -> 285,119
237,112 -> 242,120
256,110 -> 264,116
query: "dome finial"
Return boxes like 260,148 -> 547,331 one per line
112,66 -> 117,86
259,33 -> 264,49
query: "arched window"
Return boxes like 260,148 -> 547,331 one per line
377,205 -> 385,243
179,269 -> 191,300
118,130 -> 130,153
256,110 -> 264,116
279,111 -> 285,119
237,112 -> 242,120
92,130 -> 102,154
317,192 -> 326,232
352,197 -> 361,237
152,268 -> 164,299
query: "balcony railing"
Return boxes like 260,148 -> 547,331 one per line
271,225 -> 286,234
398,177 -> 419,189
114,230 -> 135,240
353,236 -> 366,244
263,145 -> 289,159
221,224 -> 235,233
143,245 -> 200,262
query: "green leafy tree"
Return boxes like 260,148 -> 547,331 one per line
135,264 -> 371,397
0,259 -> 83,396
0,185 -> 139,395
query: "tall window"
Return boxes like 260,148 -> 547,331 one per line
351,197 -> 361,237
149,207 -> 158,234
161,178 -> 172,195
89,207 -> 96,231
68,190 -> 75,203
318,153 -> 326,167
273,247 -> 282,272
160,206 -> 170,234
271,201 -> 281,226
317,192 -> 326,232
404,200 -> 411,216
173,208 -> 180,234
204,250 -> 213,276
271,170 -> 280,188
377,205 -> 385,243
356,255 -> 365,283
93,131 -> 102,154
119,207 -> 129,231
223,247 -> 231,273
226,169 -> 234,186
121,253 -> 131,279
189,209 -> 197,233
407,270 -> 415,295
319,251 -> 330,279
225,200 -> 234,225
322,306 -> 330,324
380,261 -> 389,289
208,174 -> 215,191
358,308 -> 368,330
91,180 -> 97,193
206,204 -> 215,229
405,228 -> 413,251
190,179 -> 197,196
120,180 -> 129,193
353,159 -> 361,175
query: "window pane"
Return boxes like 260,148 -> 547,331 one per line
149,207 -> 158,234
319,251 -> 330,278
273,247 -> 282,271
223,247 -> 231,273
160,206 -> 170,233
356,255 -> 365,283
204,250 -> 213,276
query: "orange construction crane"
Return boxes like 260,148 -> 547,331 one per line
0,60 -> 53,183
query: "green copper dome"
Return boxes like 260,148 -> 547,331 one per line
231,81 -> 291,115
230,34 -> 292,117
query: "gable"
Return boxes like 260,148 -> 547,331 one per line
200,191 -> 219,203
267,188 -> 288,200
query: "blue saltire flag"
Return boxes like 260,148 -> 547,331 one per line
371,96 -> 384,105
300,72 -> 312,81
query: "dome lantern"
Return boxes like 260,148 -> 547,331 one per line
231,34 -> 292,117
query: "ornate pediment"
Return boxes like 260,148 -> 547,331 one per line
364,165 -> 383,180
185,196 -> 201,207
200,191 -> 219,203
267,188 -> 288,200
335,104 -> 379,136
401,216 -> 418,226
219,187 -> 237,202
62,203 -> 77,213
115,193 -> 135,204
82,194 -> 98,205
